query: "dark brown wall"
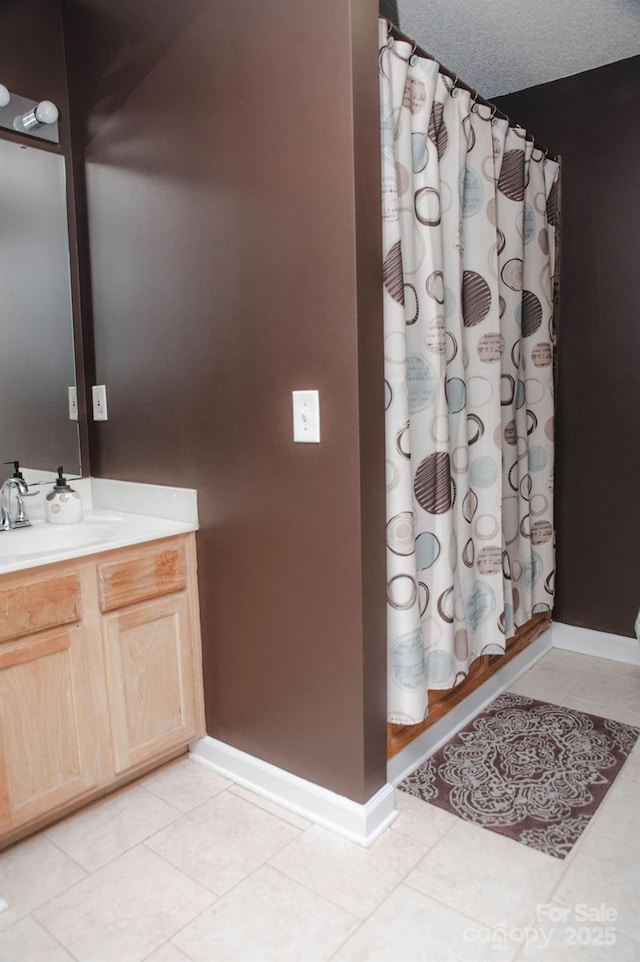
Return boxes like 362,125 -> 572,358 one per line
495,58 -> 640,638
66,0 -> 387,801
0,0 -> 68,117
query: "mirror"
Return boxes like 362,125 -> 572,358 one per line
0,138 -> 80,484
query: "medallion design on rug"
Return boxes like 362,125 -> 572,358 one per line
399,693 -> 639,858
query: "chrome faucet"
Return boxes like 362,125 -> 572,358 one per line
0,476 -> 31,530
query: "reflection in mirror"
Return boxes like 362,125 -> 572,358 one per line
0,138 -> 80,484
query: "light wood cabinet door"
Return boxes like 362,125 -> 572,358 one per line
0,626 -> 98,833
102,593 -> 200,774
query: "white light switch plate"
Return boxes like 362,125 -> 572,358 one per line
92,384 -> 108,421
68,386 -> 78,421
292,390 -> 320,443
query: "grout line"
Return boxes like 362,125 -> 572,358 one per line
399,878 -> 534,953
163,857 -> 363,961
225,782 -> 313,832
138,777 -> 230,815
44,788 -> 184,875
0,839 -> 90,935
267,860 -> 367,923
389,798 -> 461,850
326,916 -> 366,962
400,870 -> 562,949
8,914 -> 84,962
264,825 -> 433,923
139,838 -> 223,901
139,794 -> 307,907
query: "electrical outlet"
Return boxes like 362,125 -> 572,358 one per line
292,390 -> 320,443
68,386 -> 78,421
92,384 -> 108,421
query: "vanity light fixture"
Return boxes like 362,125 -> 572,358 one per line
0,87 -> 59,143
14,99 -> 59,133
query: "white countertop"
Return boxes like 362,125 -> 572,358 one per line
0,478 -> 198,576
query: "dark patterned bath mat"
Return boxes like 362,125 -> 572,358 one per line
399,692 -> 639,858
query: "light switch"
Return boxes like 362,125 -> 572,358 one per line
92,384 -> 108,421
292,390 -> 320,443
68,386 -> 78,421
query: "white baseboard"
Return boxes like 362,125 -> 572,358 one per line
387,629 -> 553,785
189,736 -> 397,847
550,621 -> 640,666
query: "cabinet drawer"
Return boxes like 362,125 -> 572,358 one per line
97,543 -> 186,612
0,574 -> 81,644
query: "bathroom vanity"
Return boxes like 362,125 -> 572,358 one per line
0,481 -> 205,849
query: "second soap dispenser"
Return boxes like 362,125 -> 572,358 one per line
45,466 -> 83,524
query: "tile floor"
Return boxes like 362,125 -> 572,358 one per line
0,648 -> 638,962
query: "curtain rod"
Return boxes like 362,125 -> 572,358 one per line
384,20 -> 558,164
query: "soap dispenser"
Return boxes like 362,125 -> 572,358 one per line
45,466 -> 83,524
4,459 -> 26,483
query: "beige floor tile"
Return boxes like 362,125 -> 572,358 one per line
535,650 -> 599,674
405,820 -> 565,930
143,940 -> 194,962
146,791 -> 300,895
34,845 -> 214,962
45,785 -> 181,872
620,745 -> 640,783
588,774 -> 640,847
142,759 -> 230,813
559,693 -> 640,728
270,822 -> 427,920
508,671 -> 577,706
173,864 -> 359,962
332,884 -> 518,961
517,900 -> 640,962
553,829 -> 640,941
0,836 -> 86,932
586,658 -> 640,683
570,663 -> 640,716
390,789 -> 458,848
227,783 -> 312,830
0,916 -> 74,962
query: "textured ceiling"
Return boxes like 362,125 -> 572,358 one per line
394,0 -> 640,97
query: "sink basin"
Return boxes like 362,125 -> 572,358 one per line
0,522 -> 118,559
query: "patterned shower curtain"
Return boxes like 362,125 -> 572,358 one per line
380,22 -> 560,725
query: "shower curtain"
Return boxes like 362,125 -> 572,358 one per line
380,22 -> 560,725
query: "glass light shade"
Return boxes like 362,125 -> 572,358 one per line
35,101 -> 59,125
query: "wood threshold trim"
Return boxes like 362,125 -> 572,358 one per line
387,611 -> 552,758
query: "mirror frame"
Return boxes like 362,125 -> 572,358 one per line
0,101 -> 92,481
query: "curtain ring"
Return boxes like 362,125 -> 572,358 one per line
470,89 -> 478,112
409,41 -> 418,65
489,103 -> 499,126
386,20 -> 394,46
